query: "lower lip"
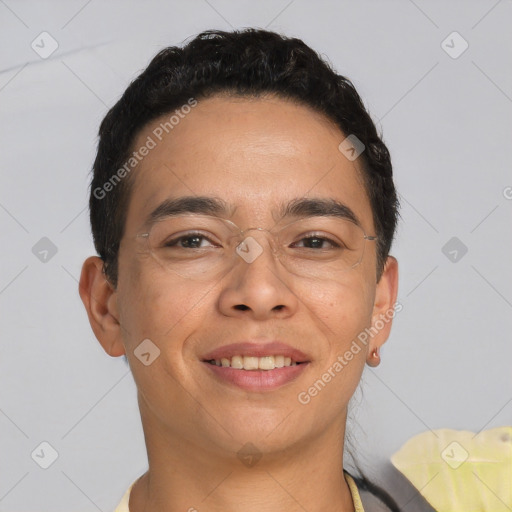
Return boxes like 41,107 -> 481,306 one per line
203,362 -> 309,391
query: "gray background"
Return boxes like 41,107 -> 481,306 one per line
1,0 -> 511,510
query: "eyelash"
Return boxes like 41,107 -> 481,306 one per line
164,232 -> 219,249
292,234 -> 341,250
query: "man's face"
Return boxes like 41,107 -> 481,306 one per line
110,95 -> 391,457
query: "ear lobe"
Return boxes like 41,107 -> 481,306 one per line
79,256 -> 126,357
366,256 -> 399,364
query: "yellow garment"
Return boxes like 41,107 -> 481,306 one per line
345,471 -> 365,511
391,426 -> 512,511
113,470 -> 365,511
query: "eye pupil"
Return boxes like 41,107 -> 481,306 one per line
304,237 -> 325,249
181,235 -> 203,248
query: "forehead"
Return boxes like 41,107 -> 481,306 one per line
124,95 -> 372,233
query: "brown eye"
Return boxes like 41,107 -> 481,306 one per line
292,235 -> 341,250
164,232 -> 217,249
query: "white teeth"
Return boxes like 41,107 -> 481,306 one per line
208,355 -> 301,370
259,356 -> 275,370
230,355 -> 244,369
243,356 -> 259,370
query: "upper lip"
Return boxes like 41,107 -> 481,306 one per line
202,341 -> 310,362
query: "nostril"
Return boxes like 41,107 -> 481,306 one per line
234,304 -> 249,311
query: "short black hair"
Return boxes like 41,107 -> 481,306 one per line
89,28 -> 399,288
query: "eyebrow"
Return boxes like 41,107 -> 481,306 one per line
145,196 -> 235,226
280,197 -> 360,226
145,195 -> 360,227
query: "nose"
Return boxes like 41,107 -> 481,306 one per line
217,231 -> 299,321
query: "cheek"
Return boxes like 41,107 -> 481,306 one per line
301,274 -> 375,346
118,274 -> 207,406
117,263 -> 205,350
295,278 -> 374,427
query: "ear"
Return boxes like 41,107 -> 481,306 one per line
78,256 -> 126,357
366,256 -> 399,367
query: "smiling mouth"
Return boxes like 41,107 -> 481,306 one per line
204,355 -> 308,370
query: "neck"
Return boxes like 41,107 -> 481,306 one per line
129,401 -> 355,512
